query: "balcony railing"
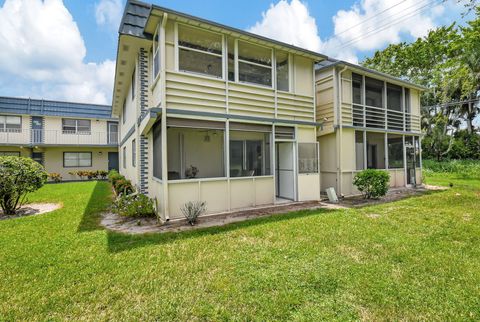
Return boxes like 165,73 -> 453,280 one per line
0,129 -> 118,146
352,104 -> 420,131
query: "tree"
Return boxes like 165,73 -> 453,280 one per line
0,156 -> 48,215
363,7 -> 480,160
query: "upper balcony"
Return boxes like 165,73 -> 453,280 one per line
0,129 -> 118,146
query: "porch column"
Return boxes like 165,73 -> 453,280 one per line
403,135 -> 407,187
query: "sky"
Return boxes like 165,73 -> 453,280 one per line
0,0 -> 474,105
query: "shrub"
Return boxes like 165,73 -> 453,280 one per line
48,173 -> 62,183
108,170 -> 123,185
97,170 -> 108,180
114,179 -> 134,195
353,169 -> 390,199
0,156 -> 48,215
181,201 -> 207,225
113,193 -> 156,218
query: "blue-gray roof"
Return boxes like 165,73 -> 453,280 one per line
119,0 -> 151,39
0,96 -> 117,120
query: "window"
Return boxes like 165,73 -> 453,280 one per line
0,151 -> 20,156
238,41 -> 272,87
276,51 -> 289,91
167,124 -> 225,180
178,24 -> 223,78
153,25 -> 160,79
131,67 -> 136,100
0,115 -> 21,132
365,76 -> 383,108
366,132 -> 385,169
388,134 -> 404,168
63,152 -> 92,167
123,147 -> 126,169
152,121 -> 162,179
229,127 -> 272,177
387,83 -> 402,111
132,139 -> 136,167
298,143 -> 318,173
122,100 -> 126,124
62,119 -> 91,134
227,37 -> 235,81
32,152 -> 44,166
355,131 -> 365,170
352,73 -> 363,105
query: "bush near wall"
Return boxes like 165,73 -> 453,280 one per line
107,170 -> 156,218
353,169 -> 390,199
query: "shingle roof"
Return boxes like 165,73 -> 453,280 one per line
0,96 -> 116,120
118,0 -> 327,60
118,0 -> 151,39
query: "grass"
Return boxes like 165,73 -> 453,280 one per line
1,174 -> 480,320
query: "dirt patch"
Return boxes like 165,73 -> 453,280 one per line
101,201 -> 346,234
0,203 -> 62,220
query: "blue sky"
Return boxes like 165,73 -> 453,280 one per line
0,0 -> 473,104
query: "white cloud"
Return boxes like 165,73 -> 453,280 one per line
95,0 -> 123,31
247,0 -> 460,64
248,0 -> 322,52
0,0 -> 114,104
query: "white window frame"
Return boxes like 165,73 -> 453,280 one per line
237,39 -> 273,89
63,152 -> 92,168
176,22 -> 224,80
0,115 -> 22,132
62,119 -> 91,135
132,139 -> 136,167
152,24 -> 161,83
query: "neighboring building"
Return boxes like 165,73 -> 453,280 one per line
0,96 -> 119,179
315,60 -> 424,196
113,0 -> 325,221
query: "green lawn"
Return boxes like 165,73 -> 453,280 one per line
1,175 -> 480,320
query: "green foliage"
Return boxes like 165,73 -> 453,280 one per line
113,179 -> 134,195
112,193 -> 156,218
0,156 -> 48,215
108,170 -> 122,185
48,173 -> 62,183
423,159 -> 480,179
181,201 -> 207,225
353,169 -> 390,199
97,170 -> 108,180
363,8 -> 480,160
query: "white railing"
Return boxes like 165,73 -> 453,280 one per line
0,128 -> 118,145
351,104 -> 420,131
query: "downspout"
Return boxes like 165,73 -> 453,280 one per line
337,66 -> 348,196
160,13 -> 169,221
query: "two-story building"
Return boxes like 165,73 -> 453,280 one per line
113,0 -> 424,222
0,96 -> 119,179
113,0 -> 326,221
315,60 -> 424,196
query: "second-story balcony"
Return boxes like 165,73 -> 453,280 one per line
352,104 -> 421,132
0,129 -> 118,146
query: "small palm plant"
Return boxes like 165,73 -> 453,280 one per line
180,201 -> 207,225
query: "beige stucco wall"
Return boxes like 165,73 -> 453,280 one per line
297,126 -> 320,201
41,146 -> 116,180
120,135 -> 138,187
43,117 -> 114,145
0,146 -> 30,157
0,115 -> 31,145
